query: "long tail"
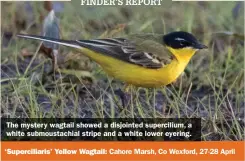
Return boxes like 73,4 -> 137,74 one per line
16,34 -> 81,49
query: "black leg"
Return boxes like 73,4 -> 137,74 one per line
114,88 -> 131,108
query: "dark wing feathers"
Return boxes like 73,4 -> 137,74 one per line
76,38 -> 131,62
76,36 -> 172,69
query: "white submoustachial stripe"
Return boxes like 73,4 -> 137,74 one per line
17,34 -> 81,49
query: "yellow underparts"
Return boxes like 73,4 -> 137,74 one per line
77,47 -> 197,88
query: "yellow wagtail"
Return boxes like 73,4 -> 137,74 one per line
17,31 -> 207,88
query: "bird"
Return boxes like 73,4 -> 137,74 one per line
17,31 -> 207,88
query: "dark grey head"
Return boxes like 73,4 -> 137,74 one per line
163,31 -> 208,49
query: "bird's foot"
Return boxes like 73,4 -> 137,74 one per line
114,88 -> 131,108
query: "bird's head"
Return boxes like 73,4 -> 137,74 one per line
163,31 -> 207,60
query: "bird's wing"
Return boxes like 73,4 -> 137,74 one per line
76,35 -> 173,69
16,33 -> 173,69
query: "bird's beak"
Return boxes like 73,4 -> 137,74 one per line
194,43 -> 208,49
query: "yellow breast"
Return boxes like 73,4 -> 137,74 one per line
78,47 -> 196,88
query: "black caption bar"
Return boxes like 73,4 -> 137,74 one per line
1,118 -> 201,141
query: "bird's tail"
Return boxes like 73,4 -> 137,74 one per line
16,34 -> 81,49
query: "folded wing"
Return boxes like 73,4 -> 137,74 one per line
76,36 -> 173,69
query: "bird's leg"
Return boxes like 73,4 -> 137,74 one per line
114,84 -> 132,109
52,49 -> 59,72
123,84 -> 132,108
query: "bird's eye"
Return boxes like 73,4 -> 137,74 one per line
178,40 -> 191,47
